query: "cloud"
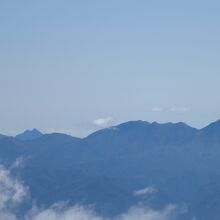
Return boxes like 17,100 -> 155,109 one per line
0,165 -> 27,209
0,163 -> 28,220
27,204 -> 176,220
169,107 -> 190,113
26,205 -> 104,220
134,186 -> 157,196
93,117 -> 114,128
115,205 -> 176,220
10,157 -> 26,170
0,160 -> 180,220
151,106 -> 190,113
151,107 -> 163,112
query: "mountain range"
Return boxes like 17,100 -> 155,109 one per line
1,120 -> 220,220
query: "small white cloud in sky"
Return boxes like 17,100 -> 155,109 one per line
152,107 -> 163,112
116,204 -> 176,220
170,107 -> 190,113
134,186 -> 157,196
93,117 -> 114,128
152,107 -> 190,113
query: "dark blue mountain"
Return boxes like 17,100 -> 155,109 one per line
15,129 -> 43,141
86,120 -> 197,148
1,120 -> 220,219
198,119 -> 220,142
0,133 -> 8,140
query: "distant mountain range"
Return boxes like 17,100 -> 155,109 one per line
15,128 -> 43,140
0,129 -> 43,141
1,120 -> 220,220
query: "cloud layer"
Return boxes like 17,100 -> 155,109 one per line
27,204 -> 176,220
0,162 -> 27,220
134,186 -> 157,196
0,161 -> 178,220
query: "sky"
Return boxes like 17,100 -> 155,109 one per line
0,0 -> 220,137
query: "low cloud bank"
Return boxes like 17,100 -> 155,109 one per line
26,204 -> 176,220
0,161 -> 178,220
0,160 -> 27,220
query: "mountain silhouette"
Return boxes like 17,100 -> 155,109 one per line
15,129 -> 43,141
0,133 -> 8,140
1,120 -> 220,219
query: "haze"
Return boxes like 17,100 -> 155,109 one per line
1,0 -> 220,136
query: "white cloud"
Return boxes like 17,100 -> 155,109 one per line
169,107 -> 190,113
10,157 -> 25,170
134,186 -> 157,196
0,160 -> 180,220
115,205 -> 176,220
151,106 -> 190,113
93,117 -> 114,128
152,107 -> 163,112
26,205 -> 104,220
27,204 -> 176,220
0,163 -> 28,220
0,165 -> 27,209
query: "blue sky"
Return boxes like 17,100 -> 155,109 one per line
1,0 -> 220,136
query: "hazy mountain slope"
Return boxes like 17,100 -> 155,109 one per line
15,129 -> 43,141
1,120 -> 220,219
0,133 -> 9,140
0,138 -> 24,163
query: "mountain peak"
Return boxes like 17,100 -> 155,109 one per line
209,119 -> 220,126
199,119 -> 220,136
117,120 -> 150,129
15,128 -> 43,141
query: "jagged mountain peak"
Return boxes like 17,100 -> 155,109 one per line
15,128 -> 43,141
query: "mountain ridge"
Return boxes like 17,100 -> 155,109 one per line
1,119 -> 220,219
15,128 -> 43,141
1,119 -> 220,140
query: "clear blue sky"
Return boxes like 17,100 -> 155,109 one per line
1,0 -> 220,136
